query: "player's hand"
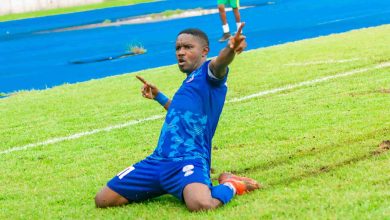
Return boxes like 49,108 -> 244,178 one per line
228,22 -> 247,55
136,75 -> 159,99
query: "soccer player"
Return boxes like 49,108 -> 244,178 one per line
95,23 -> 260,211
217,0 -> 242,42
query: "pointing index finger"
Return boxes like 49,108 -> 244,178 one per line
234,22 -> 245,39
136,75 -> 147,84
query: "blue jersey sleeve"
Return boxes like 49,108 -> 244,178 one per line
206,61 -> 229,86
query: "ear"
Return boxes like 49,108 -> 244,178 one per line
202,46 -> 209,57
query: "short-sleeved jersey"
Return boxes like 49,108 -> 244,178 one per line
148,60 -> 228,167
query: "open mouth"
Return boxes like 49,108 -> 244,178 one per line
178,59 -> 186,66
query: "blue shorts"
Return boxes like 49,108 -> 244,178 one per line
107,157 -> 211,202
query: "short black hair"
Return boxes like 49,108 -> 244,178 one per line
178,28 -> 209,47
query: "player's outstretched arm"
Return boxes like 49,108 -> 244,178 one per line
209,23 -> 247,79
136,75 -> 171,110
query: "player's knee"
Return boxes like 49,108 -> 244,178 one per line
95,186 -> 129,208
94,192 -> 108,208
186,198 -> 214,212
94,190 -> 114,208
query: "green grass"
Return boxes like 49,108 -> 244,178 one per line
157,9 -> 185,17
1,25 -> 389,219
0,0 -> 153,22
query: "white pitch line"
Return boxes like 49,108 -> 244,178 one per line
1,62 -> 389,155
228,62 -> 389,103
1,115 -> 164,155
284,58 -> 360,66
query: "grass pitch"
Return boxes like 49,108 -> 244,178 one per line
0,25 -> 389,219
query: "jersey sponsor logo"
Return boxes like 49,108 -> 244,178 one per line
182,164 -> 194,177
117,166 -> 135,179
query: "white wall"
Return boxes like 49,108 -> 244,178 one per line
0,0 -> 104,15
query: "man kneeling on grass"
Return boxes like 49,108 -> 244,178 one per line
95,23 -> 260,211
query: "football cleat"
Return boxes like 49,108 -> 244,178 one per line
218,32 -> 232,42
218,172 -> 261,195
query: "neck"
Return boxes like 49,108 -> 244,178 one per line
186,58 -> 207,76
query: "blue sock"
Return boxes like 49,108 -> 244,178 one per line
211,184 -> 234,204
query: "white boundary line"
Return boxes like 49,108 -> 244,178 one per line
1,62 -> 389,155
1,115 -> 164,155
284,58 -> 360,66
228,62 -> 389,103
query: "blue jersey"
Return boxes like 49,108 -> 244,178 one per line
149,60 -> 228,166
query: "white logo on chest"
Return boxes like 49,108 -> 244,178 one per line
182,164 -> 194,177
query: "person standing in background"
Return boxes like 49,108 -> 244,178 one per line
218,0 -> 242,42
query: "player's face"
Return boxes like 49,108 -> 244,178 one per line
176,34 -> 208,74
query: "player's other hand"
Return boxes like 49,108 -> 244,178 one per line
228,22 -> 247,55
136,75 -> 159,99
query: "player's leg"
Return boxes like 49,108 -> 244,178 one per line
218,4 -> 228,25
95,159 -> 164,208
183,183 -> 223,211
233,8 -> 241,24
218,0 -> 231,41
231,0 -> 242,33
182,171 -> 261,211
162,159 -> 234,211
95,186 -> 129,208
